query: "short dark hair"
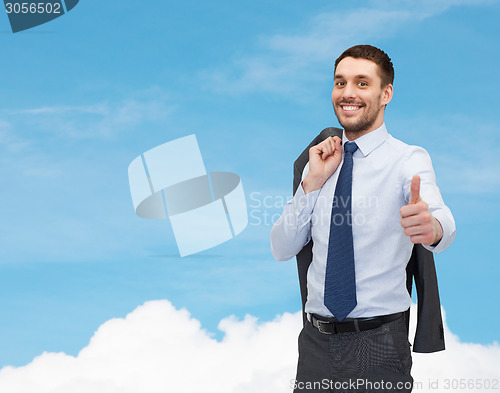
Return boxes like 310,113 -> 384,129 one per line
334,45 -> 394,87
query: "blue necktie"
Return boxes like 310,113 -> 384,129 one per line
324,141 -> 358,321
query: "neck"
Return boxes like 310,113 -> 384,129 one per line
344,119 -> 384,141
345,129 -> 371,141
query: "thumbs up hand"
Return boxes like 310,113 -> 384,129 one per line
400,175 -> 443,246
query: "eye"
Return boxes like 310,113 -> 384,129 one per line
335,81 -> 345,87
358,81 -> 368,87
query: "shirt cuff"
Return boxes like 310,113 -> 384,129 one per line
423,209 -> 456,254
292,182 -> 320,216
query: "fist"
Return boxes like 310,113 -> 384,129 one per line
400,175 -> 443,246
302,136 -> 342,194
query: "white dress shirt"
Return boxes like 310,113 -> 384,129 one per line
270,124 -> 456,318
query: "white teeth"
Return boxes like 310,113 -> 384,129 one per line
343,105 -> 359,111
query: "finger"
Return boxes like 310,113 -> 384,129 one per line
312,140 -> 331,159
400,215 -> 422,228
400,204 -> 420,218
403,224 -> 432,236
327,137 -> 336,156
404,225 -> 427,236
332,135 -> 341,145
409,175 -> 421,205
324,137 -> 339,159
333,137 -> 342,154
320,140 -> 333,159
409,234 -> 425,244
410,233 -> 435,246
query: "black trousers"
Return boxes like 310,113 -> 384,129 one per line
293,315 -> 413,393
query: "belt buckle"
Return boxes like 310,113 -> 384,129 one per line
317,320 -> 334,334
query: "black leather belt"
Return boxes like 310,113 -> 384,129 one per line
309,312 -> 404,334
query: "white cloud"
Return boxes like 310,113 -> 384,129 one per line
15,100 -> 171,140
201,7 -> 407,97
0,92 -> 175,181
0,300 -> 498,393
2,90 -> 175,141
411,306 -> 500,391
201,1 -> 495,98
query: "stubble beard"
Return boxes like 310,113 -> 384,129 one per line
333,101 -> 383,135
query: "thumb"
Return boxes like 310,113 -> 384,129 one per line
409,175 -> 421,205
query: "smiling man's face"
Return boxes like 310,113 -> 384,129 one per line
332,56 -> 393,138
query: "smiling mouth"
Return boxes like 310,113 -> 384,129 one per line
339,103 -> 364,113
341,105 -> 361,111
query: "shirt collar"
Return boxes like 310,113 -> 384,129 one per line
342,123 -> 389,157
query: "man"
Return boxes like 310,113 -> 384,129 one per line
270,45 -> 456,392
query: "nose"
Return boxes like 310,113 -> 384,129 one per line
343,82 -> 356,100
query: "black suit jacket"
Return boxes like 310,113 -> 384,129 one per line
293,127 -> 445,353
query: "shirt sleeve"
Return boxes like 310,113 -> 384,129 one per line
402,147 -> 456,254
270,164 -> 321,261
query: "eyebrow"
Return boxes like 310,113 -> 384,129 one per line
334,74 -> 372,80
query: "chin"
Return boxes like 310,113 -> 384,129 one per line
339,119 -> 362,131
340,119 -> 375,134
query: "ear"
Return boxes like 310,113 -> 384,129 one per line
381,83 -> 393,106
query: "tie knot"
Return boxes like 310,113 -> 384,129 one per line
344,141 -> 358,154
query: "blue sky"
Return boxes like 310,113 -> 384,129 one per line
0,0 -> 499,369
